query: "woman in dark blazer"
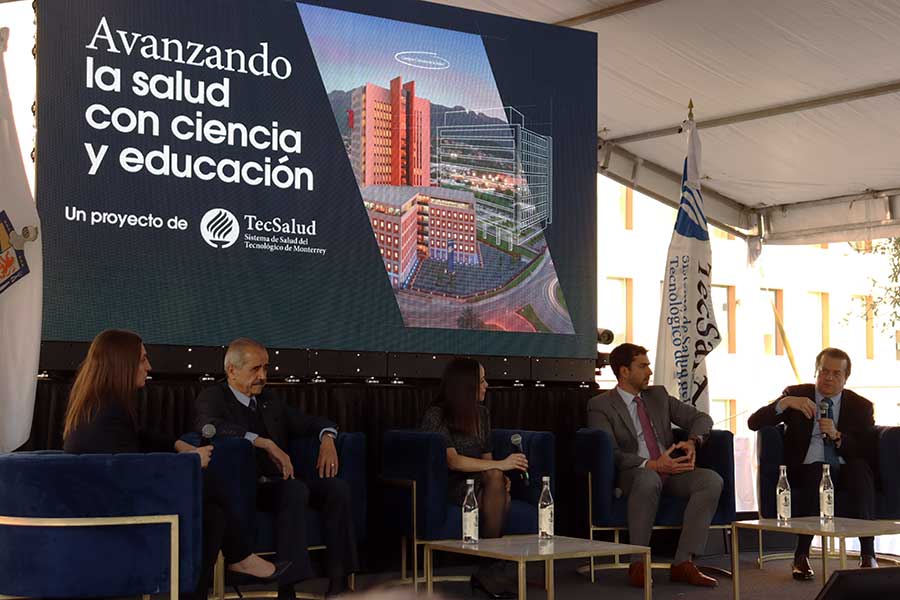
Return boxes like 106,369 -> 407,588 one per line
63,329 -> 289,600
420,358 -> 528,599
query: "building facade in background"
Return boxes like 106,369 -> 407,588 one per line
596,175 -> 900,513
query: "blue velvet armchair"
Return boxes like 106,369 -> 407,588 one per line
0,451 -> 203,598
382,428 -> 556,588
184,432 -> 366,600
575,428 -> 736,578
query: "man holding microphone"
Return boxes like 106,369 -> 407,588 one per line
749,347 -> 878,580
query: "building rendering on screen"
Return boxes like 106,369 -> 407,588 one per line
361,185 -> 478,288
349,77 -> 431,188
437,107 -> 552,248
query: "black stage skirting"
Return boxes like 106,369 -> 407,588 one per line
20,379 -> 598,570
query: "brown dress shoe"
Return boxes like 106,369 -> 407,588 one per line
859,554 -> 879,568
628,561 -> 649,588
670,561 -> 718,587
792,554 -> 815,581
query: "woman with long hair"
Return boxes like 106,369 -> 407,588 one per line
64,329 -> 289,600
420,358 -> 528,598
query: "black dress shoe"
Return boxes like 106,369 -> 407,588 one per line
470,572 -> 516,599
254,560 -> 294,583
859,554 -> 879,568
792,554 -> 815,581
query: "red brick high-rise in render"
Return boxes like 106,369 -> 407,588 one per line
350,76 -> 431,187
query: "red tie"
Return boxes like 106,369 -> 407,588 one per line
634,394 -> 663,465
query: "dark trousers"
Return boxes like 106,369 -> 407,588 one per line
188,472 -> 255,600
257,477 -> 358,592
788,459 -> 876,556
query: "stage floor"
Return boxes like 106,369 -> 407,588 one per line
266,551 -> 893,599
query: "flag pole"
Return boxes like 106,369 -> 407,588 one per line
654,98 -> 721,412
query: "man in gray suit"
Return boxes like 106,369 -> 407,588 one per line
588,343 -> 722,588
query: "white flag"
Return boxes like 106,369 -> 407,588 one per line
0,26 -> 42,452
654,120 -> 720,413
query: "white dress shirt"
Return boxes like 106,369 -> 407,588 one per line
618,386 -> 656,468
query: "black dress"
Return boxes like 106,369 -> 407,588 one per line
63,401 -> 175,454
420,403 -> 492,505
64,400 -> 253,600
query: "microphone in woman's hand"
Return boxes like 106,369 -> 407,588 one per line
200,423 -> 216,447
510,433 -> 530,486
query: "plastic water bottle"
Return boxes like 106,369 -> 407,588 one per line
819,464 -> 835,522
538,476 -> 554,539
462,479 -> 479,543
776,465 -> 791,523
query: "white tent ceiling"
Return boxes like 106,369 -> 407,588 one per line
430,0 -> 900,243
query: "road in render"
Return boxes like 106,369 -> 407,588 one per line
395,250 -> 575,333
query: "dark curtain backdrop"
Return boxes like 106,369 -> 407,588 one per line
22,379 -> 599,570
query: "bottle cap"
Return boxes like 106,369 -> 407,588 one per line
542,476 -> 550,483
466,478 -> 474,485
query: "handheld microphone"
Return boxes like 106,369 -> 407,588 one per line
200,423 -> 216,447
510,433 -> 530,486
819,403 -> 829,440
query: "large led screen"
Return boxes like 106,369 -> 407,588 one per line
35,0 -> 597,358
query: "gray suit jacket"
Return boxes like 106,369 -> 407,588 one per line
587,385 -> 713,491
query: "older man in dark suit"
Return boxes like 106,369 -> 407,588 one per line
195,338 -> 357,599
588,343 -> 722,588
749,347 -> 877,580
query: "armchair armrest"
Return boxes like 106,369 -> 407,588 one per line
756,425 -> 785,519
491,429 -> 556,505
877,426 -> 900,516
0,514 -> 181,598
289,432 -> 367,542
696,430 -> 736,524
0,452 -> 202,597
575,428 -> 617,524
180,433 -> 258,535
382,431 -> 448,539
381,477 -> 417,542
